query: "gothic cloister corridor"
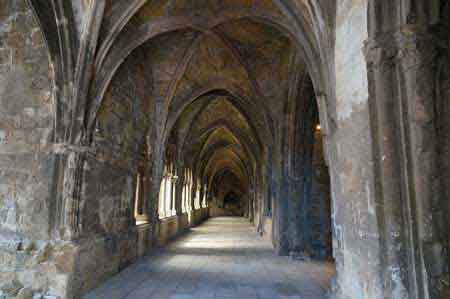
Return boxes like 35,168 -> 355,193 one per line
84,217 -> 335,299
2,1 -> 450,299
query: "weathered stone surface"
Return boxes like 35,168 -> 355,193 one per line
16,287 -> 33,299
1,1 -> 449,299
0,279 -> 23,297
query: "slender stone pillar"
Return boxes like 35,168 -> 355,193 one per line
60,146 -> 91,240
175,168 -> 184,216
272,150 -> 289,255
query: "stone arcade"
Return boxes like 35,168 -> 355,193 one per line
0,0 -> 450,298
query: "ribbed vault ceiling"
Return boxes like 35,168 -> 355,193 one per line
106,0 -> 308,194
85,0 -> 328,201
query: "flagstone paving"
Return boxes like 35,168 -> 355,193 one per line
84,217 -> 335,299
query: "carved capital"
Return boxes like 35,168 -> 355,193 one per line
53,142 -> 96,155
364,26 -> 437,70
395,29 -> 437,70
364,35 -> 397,69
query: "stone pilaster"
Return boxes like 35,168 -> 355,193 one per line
397,28 -> 449,299
365,25 -> 448,299
365,32 -> 411,299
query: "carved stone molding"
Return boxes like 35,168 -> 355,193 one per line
364,22 -> 449,299
364,26 -> 437,70
364,33 -> 398,68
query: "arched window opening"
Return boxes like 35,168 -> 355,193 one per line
134,170 -> 148,225
186,169 -> 192,212
194,179 -> 201,210
134,143 -> 149,225
158,166 -> 166,219
171,169 -> 179,216
182,168 -> 188,213
158,162 -> 178,219
202,184 -> 208,208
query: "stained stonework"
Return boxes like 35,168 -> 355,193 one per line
0,0 -> 53,238
0,1 -> 449,299
0,0 -> 65,298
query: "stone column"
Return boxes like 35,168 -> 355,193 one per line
60,146 -> 89,240
251,174 -> 259,225
365,26 -> 446,299
365,33 -> 412,299
190,182 -> 196,212
187,177 -> 191,212
272,150 -> 289,255
141,175 -> 150,222
148,150 -> 164,224
287,99 -> 316,257
199,185 -> 206,208
396,28 -> 446,298
286,175 -> 302,254
60,152 -> 79,239
175,169 -> 184,216
159,174 -> 167,218
171,174 -> 178,216
437,54 -> 450,256
165,173 -> 172,216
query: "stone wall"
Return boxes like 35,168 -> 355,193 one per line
0,0 -> 54,242
0,1 -> 65,298
71,48 -> 153,296
0,35 -> 156,298
156,209 -> 209,246
190,208 -> 209,227
82,49 -> 150,237
308,129 -> 332,260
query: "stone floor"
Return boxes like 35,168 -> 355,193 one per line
84,217 -> 336,299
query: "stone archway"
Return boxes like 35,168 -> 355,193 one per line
4,1 -> 449,299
